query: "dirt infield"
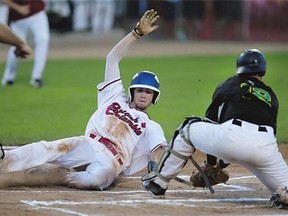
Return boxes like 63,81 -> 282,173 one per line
1,145 -> 288,216
0,145 -> 288,216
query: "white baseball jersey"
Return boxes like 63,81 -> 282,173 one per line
85,32 -> 167,175
85,79 -> 166,175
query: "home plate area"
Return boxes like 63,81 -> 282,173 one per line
1,165 -> 287,216
16,176 -> 282,216
1,149 -> 288,215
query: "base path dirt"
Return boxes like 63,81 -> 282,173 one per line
0,145 -> 288,216
1,31 -> 288,62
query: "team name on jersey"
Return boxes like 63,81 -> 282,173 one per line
105,102 -> 145,135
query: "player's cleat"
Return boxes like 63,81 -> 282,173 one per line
0,143 -> 5,161
143,180 -> 167,199
30,79 -> 43,88
266,193 -> 288,209
1,80 -> 14,86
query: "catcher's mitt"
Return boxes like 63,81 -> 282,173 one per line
190,161 -> 229,188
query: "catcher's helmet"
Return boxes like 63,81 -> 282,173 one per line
236,49 -> 266,76
129,71 -> 160,105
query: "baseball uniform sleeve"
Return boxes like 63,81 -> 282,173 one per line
123,121 -> 167,176
104,32 -> 137,82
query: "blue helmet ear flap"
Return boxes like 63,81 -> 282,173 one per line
128,71 -> 160,104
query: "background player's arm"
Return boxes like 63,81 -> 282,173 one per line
0,23 -> 32,58
0,0 -> 30,15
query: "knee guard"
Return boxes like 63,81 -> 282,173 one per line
177,115 -> 203,146
141,116 -> 202,183
142,115 -> 215,194
141,139 -> 191,186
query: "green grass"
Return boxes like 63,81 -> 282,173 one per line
0,52 -> 287,145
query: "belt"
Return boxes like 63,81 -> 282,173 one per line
89,134 -> 123,165
232,119 -> 267,132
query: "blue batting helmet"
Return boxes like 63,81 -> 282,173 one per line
128,71 -> 160,105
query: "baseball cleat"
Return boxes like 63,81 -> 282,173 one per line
30,79 -> 43,88
267,193 -> 288,209
142,180 -> 166,199
0,143 -> 5,161
1,80 -> 14,86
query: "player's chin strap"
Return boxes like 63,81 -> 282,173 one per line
142,116 -> 215,194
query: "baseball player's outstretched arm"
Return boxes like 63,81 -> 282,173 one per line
0,0 -> 30,15
0,23 -> 32,58
104,9 -> 159,82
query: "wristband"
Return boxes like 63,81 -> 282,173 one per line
133,28 -> 144,37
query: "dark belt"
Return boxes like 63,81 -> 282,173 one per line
232,119 -> 267,132
89,134 -> 123,165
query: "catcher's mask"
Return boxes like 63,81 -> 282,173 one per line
236,49 -> 266,77
129,71 -> 160,105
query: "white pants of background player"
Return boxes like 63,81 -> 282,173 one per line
91,0 -> 115,35
1,11 -> 50,83
0,135 -> 123,190
72,0 -> 90,31
156,119 -> 288,194
0,3 -> 8,24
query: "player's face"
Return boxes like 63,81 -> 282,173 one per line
131,88 -> 154,111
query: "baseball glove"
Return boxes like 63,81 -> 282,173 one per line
190,161 -> 229,188
134,9 -> 159,36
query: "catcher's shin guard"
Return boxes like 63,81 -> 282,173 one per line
141,141 -> 191,198
0,143 -> 4,161
178,117 -> 221,193
141,117 -> 200,193
141,140 -> 191,188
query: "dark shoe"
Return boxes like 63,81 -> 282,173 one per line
0,143 -> 5,161
267,193 -> 288,209
1,80 -> 14,86
143,181 -> 167,198
30,79 -> 43,88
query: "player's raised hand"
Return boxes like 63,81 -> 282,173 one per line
134,9 -> 159,36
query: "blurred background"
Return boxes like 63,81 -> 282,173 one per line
1,0 -> 287,42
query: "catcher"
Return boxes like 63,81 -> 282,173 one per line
142,49 -> 288,209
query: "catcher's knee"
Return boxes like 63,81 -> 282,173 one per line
177,115 -> 204,147
177,116 -> 203,133
160,135 -> 196,168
